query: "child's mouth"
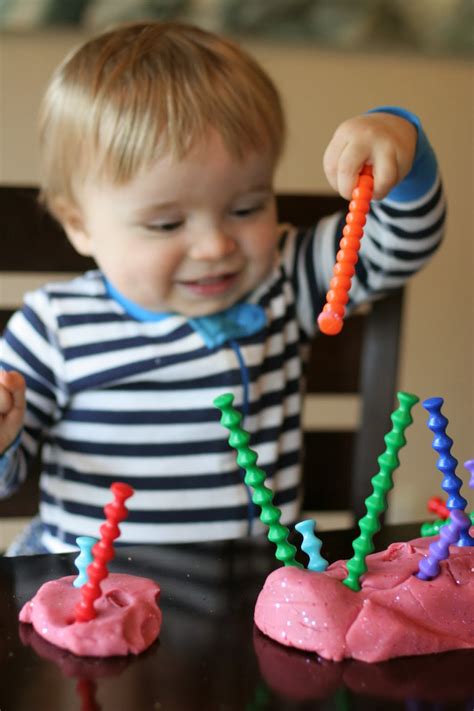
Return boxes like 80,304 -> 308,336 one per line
178,272 -> 238,297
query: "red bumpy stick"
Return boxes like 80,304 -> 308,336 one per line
427,495 -> 449,520
317,165 -> 374,335
74,482 -> 134,623
76,679 -> 100,711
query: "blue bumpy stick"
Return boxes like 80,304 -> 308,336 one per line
73,536 -> 98,588
295,519 -> 328,572
422,397 -> 473,546
417,509 -> 470,580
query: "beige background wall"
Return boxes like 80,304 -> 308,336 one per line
0,32 -> 473,523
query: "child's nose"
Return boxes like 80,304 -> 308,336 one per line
189,228 -> 237,260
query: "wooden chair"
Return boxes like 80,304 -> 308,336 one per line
0,186 -> 404,544
277,194 -> 404,524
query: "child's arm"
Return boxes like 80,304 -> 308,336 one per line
280,107 -> 445,335
0,290 -> 65,497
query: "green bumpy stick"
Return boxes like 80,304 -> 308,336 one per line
214,393 -> 302,568
421,511 -> 474,537
343,391 -> 419,591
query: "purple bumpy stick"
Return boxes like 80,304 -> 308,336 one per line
465,460 -> 474,489
422,397 -> 473,546
417,509 -> 471,580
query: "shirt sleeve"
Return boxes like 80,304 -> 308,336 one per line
279,108 -> 446,337
0,288 -> 67,497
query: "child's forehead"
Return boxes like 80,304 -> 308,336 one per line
172,128 -> 276,168
94,128 -> 276,190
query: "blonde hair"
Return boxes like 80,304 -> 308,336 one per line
39,21 -> 285,216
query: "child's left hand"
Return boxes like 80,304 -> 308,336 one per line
323,112 -> 418,201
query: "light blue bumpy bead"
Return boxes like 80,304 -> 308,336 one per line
295,519 -> 328,572
73,536 -> 98,588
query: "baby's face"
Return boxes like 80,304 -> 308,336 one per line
70,131 -> 279,317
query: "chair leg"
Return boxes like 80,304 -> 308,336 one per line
351,288 -> 405,522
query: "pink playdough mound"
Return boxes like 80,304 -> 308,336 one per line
254,534 -> 474,663
19,573 -> 162,657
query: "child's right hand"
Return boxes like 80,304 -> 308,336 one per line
0,371 -> 26,453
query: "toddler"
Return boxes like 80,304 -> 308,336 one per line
0,22 -> 445,554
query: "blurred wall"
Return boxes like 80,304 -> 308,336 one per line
0,32 -> 473,522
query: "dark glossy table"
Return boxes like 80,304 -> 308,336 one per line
1,523 -> 473,711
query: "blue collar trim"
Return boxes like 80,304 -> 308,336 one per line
104,278 -> 171,322
104,277 -> 267,347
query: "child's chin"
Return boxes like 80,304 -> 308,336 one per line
178,290 -> 241,318
183,300 -> 235,317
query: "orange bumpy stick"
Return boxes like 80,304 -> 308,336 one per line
317,165 -> 374,335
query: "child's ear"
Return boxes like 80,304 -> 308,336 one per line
51,197 -> 92,257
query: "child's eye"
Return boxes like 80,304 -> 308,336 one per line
231,204 -> 263,218
146,221 -> 183,233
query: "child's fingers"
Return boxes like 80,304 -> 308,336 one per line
0,371 -> 26,414
371,148 -> 400,200
324,113 -> 417,201
0,372 -> 25,451
327,139 -> 401,201
0,386 -> 13,416
335,142 -> 372,200
323,132 -> 348,194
